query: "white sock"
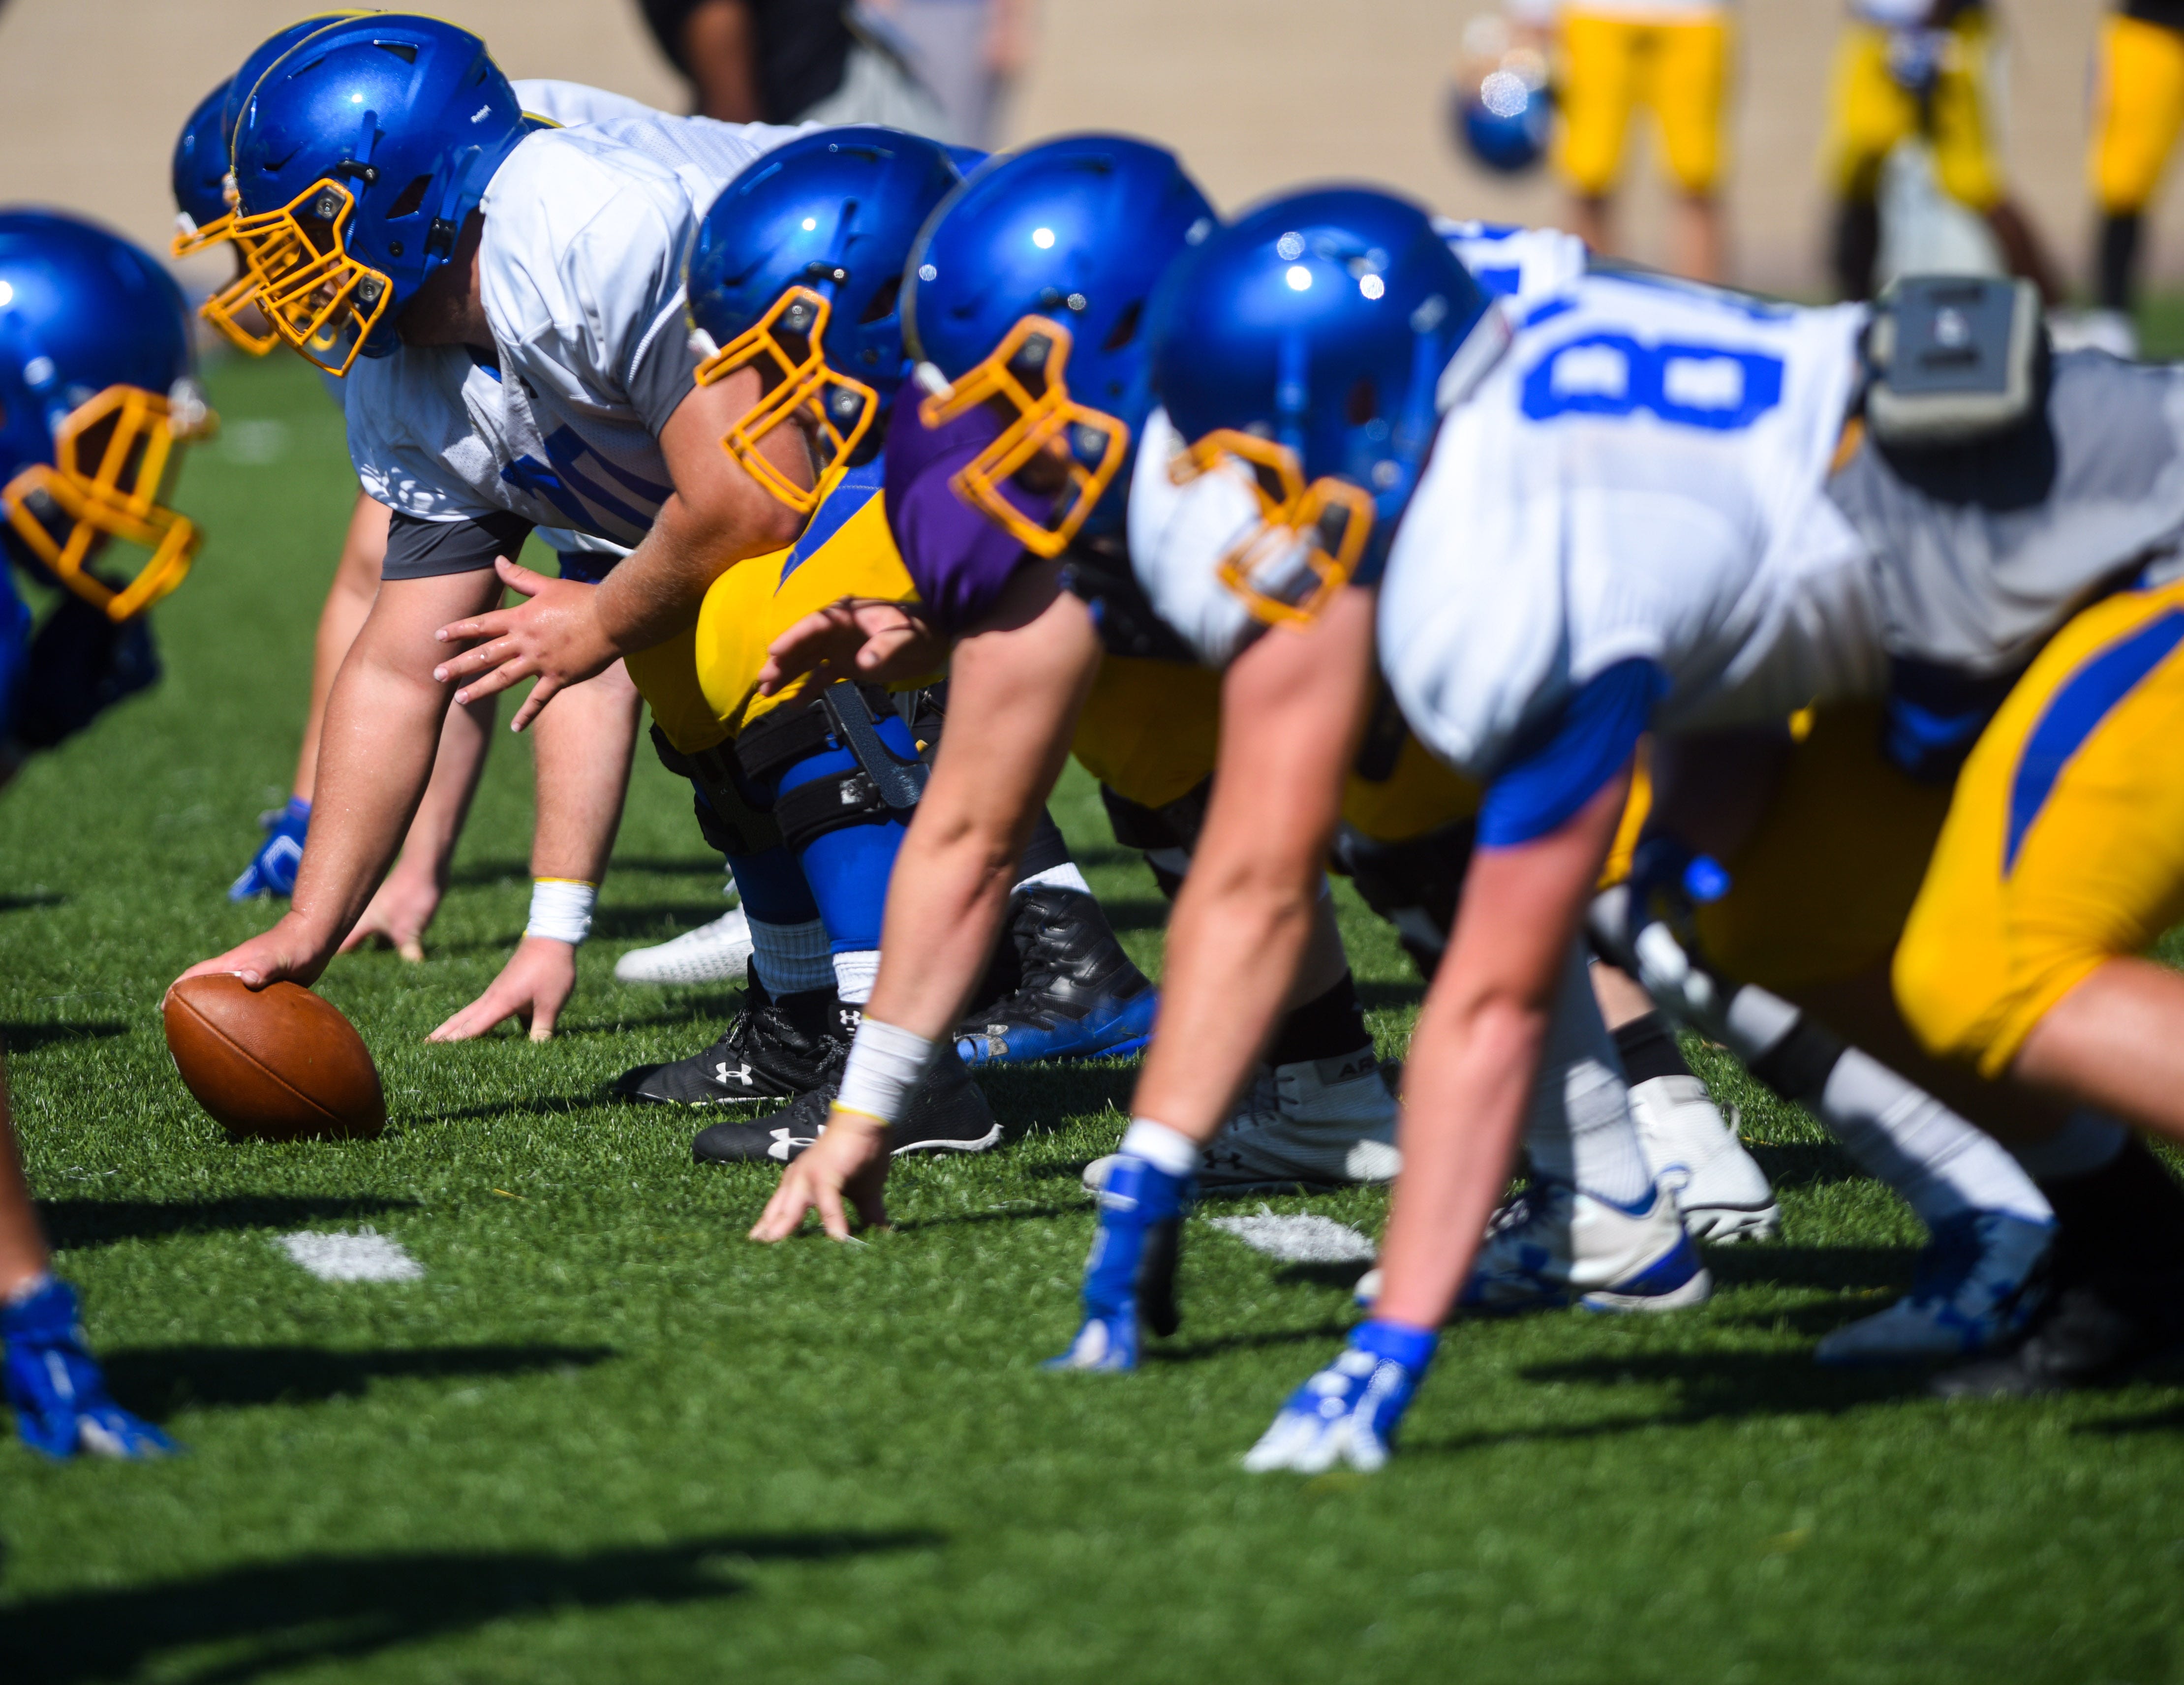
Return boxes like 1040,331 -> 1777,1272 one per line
1016,861 -> 1091,897
2010,1110 -> 2128,1181
1818,1048 -> 2052,1226
832,949 -> 880,1006
1522,942 -> 1653,1206
747,916 -> 835,995
1121,1117 -> 1202,1177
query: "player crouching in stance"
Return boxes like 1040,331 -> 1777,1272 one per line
0,212 -> 210,1457
745,138 -> 1418,1250
611,126 -> 1009,1155
171,15 -> 817,1006
1180,206 -> 2184,1470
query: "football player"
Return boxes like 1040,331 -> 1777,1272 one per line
2086,0 -> 2184,349
1148,195 -> 2184,1469
611,125 -> 1092,1148
1822,0 -> 2061,303
166,16 -> 819,1012
0,211 -> 212,1458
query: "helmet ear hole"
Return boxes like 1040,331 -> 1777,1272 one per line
859,274 -> 902,324
1101,299 -> 1142,353
387,175 -> 433,220
1346,375 -> 1379,427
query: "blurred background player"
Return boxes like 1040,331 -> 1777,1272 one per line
1823,0 -> 2063,303
638,0 -> 948,135
868,0 -> 1034,148
1513,0 -> 1732,281
0,210 -> 215,1459
2085,0 -> 2184,355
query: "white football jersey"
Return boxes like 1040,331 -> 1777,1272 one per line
1378,271 -> 1878,781
344,114 -> 806,549
511,80 -> 661,130
1132,222 -> 1589,669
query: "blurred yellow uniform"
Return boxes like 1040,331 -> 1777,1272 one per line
2091,4 -> 2184,215
1895,576 -> 2184,1075
1555,0 -> 1733,197
1823,0 -> 2001,212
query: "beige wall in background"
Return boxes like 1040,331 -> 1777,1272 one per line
0,0 -> 2179,298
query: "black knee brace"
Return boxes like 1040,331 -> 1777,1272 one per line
1329,818 -> 1476,980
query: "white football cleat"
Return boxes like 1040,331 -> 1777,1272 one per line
614,906 -> 754,985
1815,1210 -> 2054,1365
1082,1050 -> 1400,1198
1628,1075 -> 1780,1243
1354,1178 -> 1711,1315
2046,308 -> 2138,360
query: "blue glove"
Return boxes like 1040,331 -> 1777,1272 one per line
1045,1154 -> 1190,1372
1242,1319 -> 1437,1473
3,1277 -> 178,1461
229,796 -> 309,900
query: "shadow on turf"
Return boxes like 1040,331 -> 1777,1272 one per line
1,1530 -> 943,1685
0,890 -> 65,913
36,1195 -> 421,1252
103,1342 -> 614,1419
0,1020 -> 130,1053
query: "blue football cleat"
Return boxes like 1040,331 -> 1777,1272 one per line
2,1278 -> 178,1461
1816,1209 -> 2055,1365
229,796 -> 309,900
958,887 -> 1158,1066
1046,1154 -> 1189,1372
1243,1320 -> 1438,1473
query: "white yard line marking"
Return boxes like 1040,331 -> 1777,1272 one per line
1205,1207 -> 1377,1265
276,1227 -> 424,1283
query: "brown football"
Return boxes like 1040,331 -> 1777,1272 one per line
162,976 -> 385,1141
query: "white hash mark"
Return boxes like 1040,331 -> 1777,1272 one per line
1206,1207 -> 1377,1265
276,1227 -> 425,1283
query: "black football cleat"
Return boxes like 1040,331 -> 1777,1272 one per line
954,887 -> 1156,1066
617,971 -> 854,1106
692,1044 -> 1002,1164
1929,1274 -> 2184,1400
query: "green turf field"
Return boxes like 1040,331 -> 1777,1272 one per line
2,348 -> 2181,1685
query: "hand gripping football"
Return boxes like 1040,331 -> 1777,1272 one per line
163,975 -> 385,1141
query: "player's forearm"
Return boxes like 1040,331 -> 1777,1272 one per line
0,1055 -> 52,1297
527,661 -> 642,883
385,694 -> 495,890
295,494 -> 392,800
862,800 -> 1034,1040
1372,988 -> 1549,1329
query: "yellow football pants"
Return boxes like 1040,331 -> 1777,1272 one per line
2091,13 -> 2184,215
1823,14 -> 2002,212
1555,10 -> 1731,197
1895,577 -> 2184,1076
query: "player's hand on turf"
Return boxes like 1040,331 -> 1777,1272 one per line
432,558 -> 616,731
2,1278 -> 181,1462
336,867 -> 441,964
171,919 -> 326,994
429,935 -> 577,1042
1241,1322 -> 1437,1475
750,1109 -> 891,1242
758,597 -> 947,696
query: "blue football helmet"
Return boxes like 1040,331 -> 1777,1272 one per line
1147,187 -> 1491,628
1450,44 -> 1550,175
0,211 -> 213,623
903,134 -> 1215,557
685,127 -> 962,514
173,14 -> 368,355
229,13 -> 529,374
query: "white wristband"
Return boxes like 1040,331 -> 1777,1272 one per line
525,878 -> 597,945
836,1017 -> 937,1127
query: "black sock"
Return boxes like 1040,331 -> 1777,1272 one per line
1016,808 -> 1074,882
2039,1137 -> 2184,1291
2098,212 -> 2142,314
1611,1011 -> 1692,1087
1266,971 -> 1374,1067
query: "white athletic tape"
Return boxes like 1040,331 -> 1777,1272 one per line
1206,1208 -> 1377,1265
277,1227 -> 424,1283
526,878 -> 597,945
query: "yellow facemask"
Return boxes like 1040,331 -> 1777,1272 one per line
1172,430 -> 1376,629
694,286 -> 878,515
3,382 -> 217,622
916,316 -> 1129,559
173,179 -> 282,358
232,179 -> 391,376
